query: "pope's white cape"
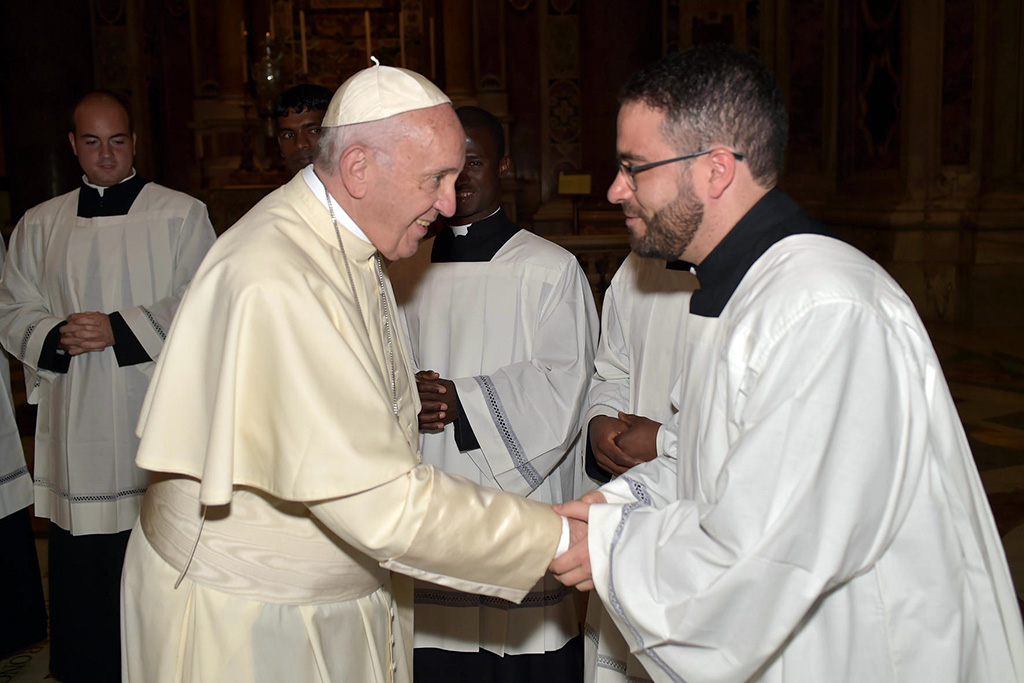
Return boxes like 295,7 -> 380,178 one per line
134,175 -> 424,505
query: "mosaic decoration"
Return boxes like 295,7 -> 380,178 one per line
787,0 -> 825,175
191,1 -> 220,96
854,0 -> 900,171
541,0 -> 581,201
92,0 -> 131,92
679,0 -> 759,51
941,0 -> 974,167
477,0 -> 506,93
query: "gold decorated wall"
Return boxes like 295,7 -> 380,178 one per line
1,0 -> 1023,326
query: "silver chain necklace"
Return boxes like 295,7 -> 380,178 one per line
320,178 -> 399,418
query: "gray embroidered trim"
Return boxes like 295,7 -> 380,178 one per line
0,465 -> 29,486
473,375 -> 542,491
586,609 -> 655,681
36,478 -> 147,503
414,584 -> 571,610
19,322 -> 37,360
597,653 -> 628,674
624,476 -> 652,505
140,306 -> 166,340
585,622 -> 630,674
608,502 -> 684,682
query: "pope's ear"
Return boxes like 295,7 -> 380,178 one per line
339,145 -> 370,199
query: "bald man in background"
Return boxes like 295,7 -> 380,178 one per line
0,90 -> 215,682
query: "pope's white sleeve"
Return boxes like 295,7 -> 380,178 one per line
308,464 -> 563,603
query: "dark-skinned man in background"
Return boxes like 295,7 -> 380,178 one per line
391,105 -> 598,682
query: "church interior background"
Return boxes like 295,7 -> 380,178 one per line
3,0 -> 1024,677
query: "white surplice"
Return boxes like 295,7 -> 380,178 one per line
0,239 -> 32,520
583,252 -> 697,683
589,211 -> 1024,682
122,175 -> 565,682
391,223 -> 598,656
0,183 -> 215,534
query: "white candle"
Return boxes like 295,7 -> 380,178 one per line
300,10 -> 308,74
364,10 -> 372,65
429,17 -> 435,79
399,11 -> 405,68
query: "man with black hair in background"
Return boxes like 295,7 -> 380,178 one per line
275,83 -> 332,175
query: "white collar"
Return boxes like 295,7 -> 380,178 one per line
447,206 -> 501,237
302,164 -> 371,244
82,168 -> 137,197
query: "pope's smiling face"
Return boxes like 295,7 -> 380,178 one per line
361,104 -> 466,261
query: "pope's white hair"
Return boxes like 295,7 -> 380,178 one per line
314,115 -> 418,174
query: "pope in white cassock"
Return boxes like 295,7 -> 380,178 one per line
0,91 -> 215,681
581,251 -> 697,683
552,45 -> 1024,683
120,63 -> 569,683
390,105 -> 598,682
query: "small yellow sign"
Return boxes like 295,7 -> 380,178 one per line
558,173 -> 592,195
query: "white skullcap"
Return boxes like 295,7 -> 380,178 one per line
323,56 -> 451,127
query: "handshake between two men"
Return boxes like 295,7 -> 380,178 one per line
415,369 -> 663,593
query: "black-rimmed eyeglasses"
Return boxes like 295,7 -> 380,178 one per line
617,150 -> 746,191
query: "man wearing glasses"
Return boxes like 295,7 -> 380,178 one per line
552,44 -> 1024,682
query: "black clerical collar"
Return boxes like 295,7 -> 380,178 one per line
688,189 -> 837,318
77,174 -> 148,218
431,207 -> 522,263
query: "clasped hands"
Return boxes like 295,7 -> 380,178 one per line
59,312 -> 114,356
415,370 -> 458,432
591,412 -> 661,475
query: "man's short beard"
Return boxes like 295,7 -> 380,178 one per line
629,179 -> 704,261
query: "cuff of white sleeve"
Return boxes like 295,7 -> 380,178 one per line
656,422 -> 678,460
588,503 -> 624,606
584,404 -> 618,425
553,516 -> 570,558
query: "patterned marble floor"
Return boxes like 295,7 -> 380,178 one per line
3,324 -> 1024,681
